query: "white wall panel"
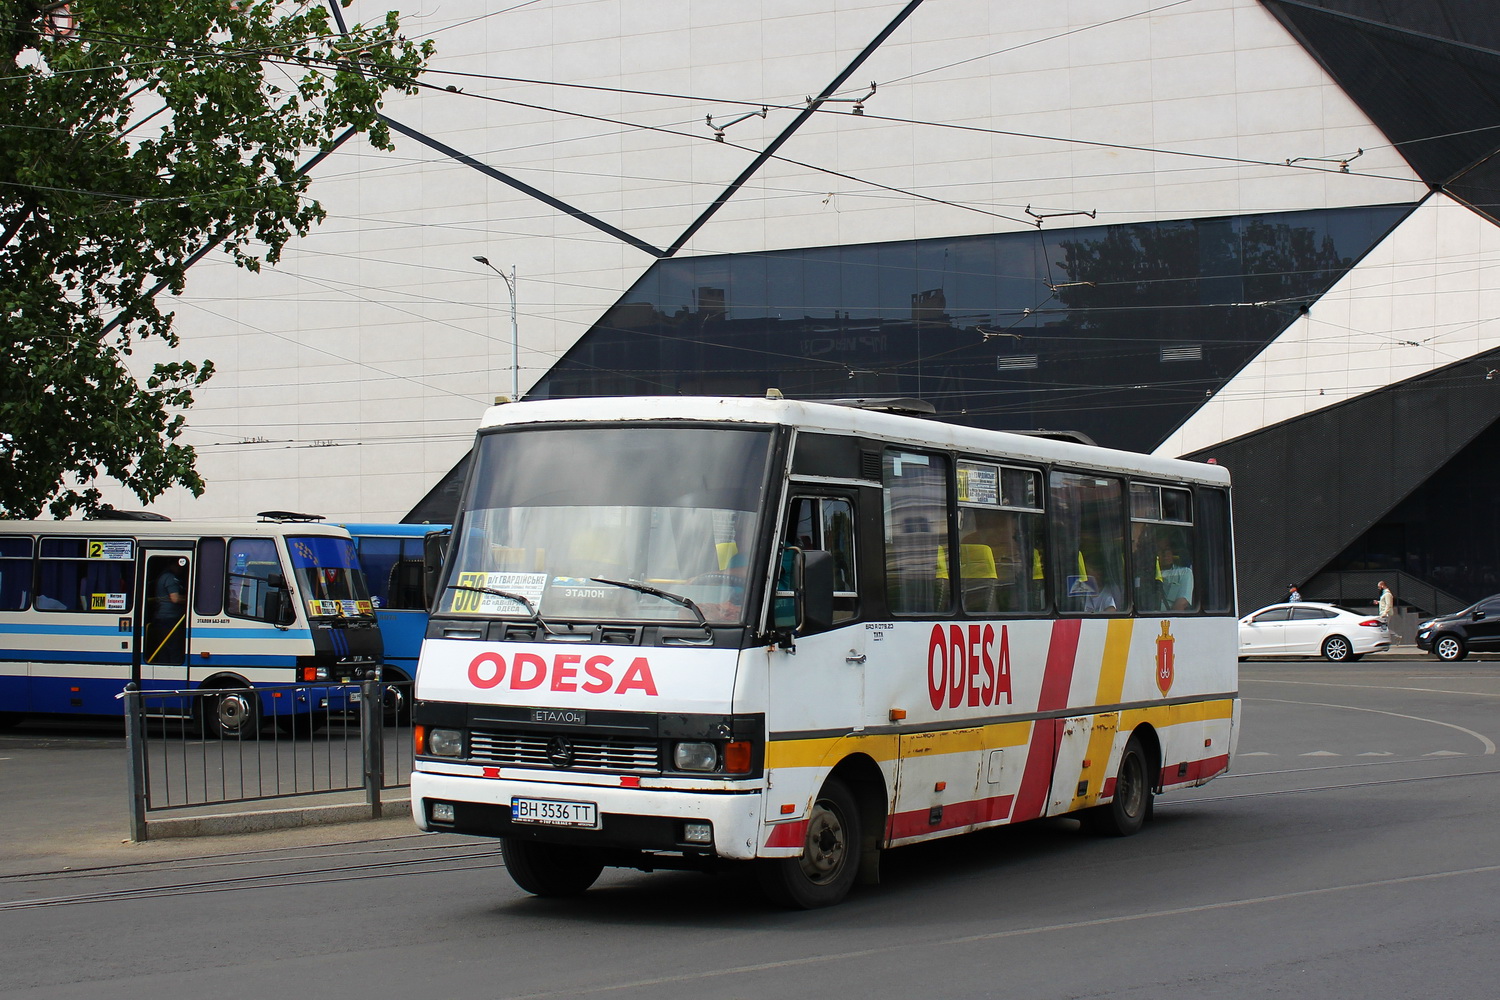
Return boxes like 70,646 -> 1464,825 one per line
94,0 -> 1427,522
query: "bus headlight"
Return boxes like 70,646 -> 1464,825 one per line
673,741 -> 718,771
428,728 -> 463,758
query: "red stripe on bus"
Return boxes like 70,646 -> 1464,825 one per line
1156,754 -> 1230,788
1009,619 -> 1082,823
887,792 -> 1016,841
764,819 -> 808,849
1095,753 -> 1232,799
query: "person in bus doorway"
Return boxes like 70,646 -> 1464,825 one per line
149,563 -> 187,663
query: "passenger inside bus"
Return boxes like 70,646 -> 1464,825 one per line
1157,537 -> 1194,611
147,563 -> 187,663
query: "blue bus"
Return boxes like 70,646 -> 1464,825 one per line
339,523 -> 447,719
0,517 -> 382,735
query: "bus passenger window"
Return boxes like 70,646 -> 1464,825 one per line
883,450 -> 951,615
1195,488 -> 1233,613
37,537 -> 135,613
1129,484 -> 1197,613
195,537 -> 225,616
0,537 -> 33,611
1050,473 -> 1126,615
957,462 -> 1045,614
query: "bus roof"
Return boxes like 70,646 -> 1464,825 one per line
0,520 -> 357,538
339,523 -> 448,537
476,396 -> 1231,487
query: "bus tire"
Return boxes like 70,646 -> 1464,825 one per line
1081,735 -> 1151,837
199,686 -> 260,740
757,777 -> 861,909
381,669 -> 412,726
501,838 -> 604,897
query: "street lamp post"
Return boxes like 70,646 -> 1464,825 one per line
473,256 -> 519,402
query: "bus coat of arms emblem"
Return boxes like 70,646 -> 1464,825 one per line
1155,620 -> 1175,696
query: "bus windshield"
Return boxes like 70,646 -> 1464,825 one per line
444,424 -> 774,625
287,535 -> 374,618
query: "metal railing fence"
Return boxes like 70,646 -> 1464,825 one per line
122,678 -> 414,842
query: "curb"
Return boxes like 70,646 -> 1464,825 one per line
141,793 -> 410,841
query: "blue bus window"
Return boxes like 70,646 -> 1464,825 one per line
0,536 -> 33,611
196,537 -> 225,616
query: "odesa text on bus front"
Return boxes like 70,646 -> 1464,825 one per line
409,396 -> 1239,908
0,516 -> 381,736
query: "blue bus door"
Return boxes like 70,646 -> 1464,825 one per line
140,550 -> 191,688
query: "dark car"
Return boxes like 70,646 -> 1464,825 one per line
1416,594 -> 1500,661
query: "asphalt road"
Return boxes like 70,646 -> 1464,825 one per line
2,658 -> 1498,999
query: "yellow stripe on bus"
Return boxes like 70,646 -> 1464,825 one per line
1072,618 -> 1135,811
766,721 -> 1032,769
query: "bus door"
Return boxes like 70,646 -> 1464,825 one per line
779,493 -> 865,726
138,550 -> 192,686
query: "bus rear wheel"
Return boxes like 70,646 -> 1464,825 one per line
501,838 -> 604,897
757,777 -> 861,909
1081,735 -> 1151,837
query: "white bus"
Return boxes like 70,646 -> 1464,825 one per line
0,516 -> 382,735
411,396 -> 1239,907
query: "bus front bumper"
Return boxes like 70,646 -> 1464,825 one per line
410,769 -> 764,860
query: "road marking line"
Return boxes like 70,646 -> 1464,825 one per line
495,862 -> 1500,999
1249,697 -> 1496,755
1245,677 -> 1500,699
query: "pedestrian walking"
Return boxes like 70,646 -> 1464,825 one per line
1287,583 -> 1301,603
1378,580 -> 1397,642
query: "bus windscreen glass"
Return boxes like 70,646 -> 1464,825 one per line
445,425 -> 774,624
288,535 -> 374,617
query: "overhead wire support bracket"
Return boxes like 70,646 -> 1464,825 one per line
978,327 -> 1025,341
706,107 -> 769,141
808,81 -> 877,115
1286,148 -> 1363,172
1026,205 -> 1097,224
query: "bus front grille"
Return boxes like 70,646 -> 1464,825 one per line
468,731 -> 661,774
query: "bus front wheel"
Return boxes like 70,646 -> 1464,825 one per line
1081,735 -> 1151,837
757,777 -> 861,909
198,687 -> 260,740
501,838 -> 604,897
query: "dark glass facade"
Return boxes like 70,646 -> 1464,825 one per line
531,205 -> 1410,452
1334,417 -> 1500,600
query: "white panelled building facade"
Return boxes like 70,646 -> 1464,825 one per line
106,1 -> 1500,612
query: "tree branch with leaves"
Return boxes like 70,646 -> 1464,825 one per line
1,0 -> 433,517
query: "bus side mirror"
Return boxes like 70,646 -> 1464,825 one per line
771,547 -> 835,645
263,575 -> 295,626
801,549 -> 836,634
423,530 -> 452,612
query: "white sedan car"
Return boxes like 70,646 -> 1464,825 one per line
1238,602 -> 1391,662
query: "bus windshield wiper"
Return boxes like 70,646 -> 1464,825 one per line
445,584 -> 559,635
590,577 -> 713,636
